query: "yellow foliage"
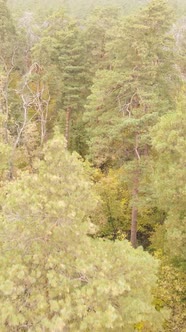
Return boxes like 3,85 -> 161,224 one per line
154,259 -> 186,332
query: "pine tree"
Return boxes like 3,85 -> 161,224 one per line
0,133 -> 165,331
85,0 -> 179,247
84,7 -> 120,74
0,0 -> 15,45
33,11 -> 89,150
0,0 -> 17,141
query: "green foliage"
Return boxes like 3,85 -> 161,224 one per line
0,0 -> 185,330
0,133 -> 165,331
0,114 -> 11,179
151,91 -> 186,265
93,169 -> 166,247
32,10 -> 89,151
154,259 -> 186,332
85,0 -> 178,166
93,168 -> 131,240
0,0 -> 15,44
84,0 -> 180,248
84,7 -> 121,74
0,0 -> 17,107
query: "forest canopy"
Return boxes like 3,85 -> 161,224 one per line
0,0 -> 185,331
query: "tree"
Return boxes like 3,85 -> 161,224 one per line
154,258 -> 186,332
92,168 -> 131,241
0,113 -> 11,181
0,133 -> 165,331
0,0 -> 15,45
6,62 -> 51,178
84,7 -> 120,75
150,91 -> 186,267
84,0 -> 179,247
92,168 -> 163,248
33,11 -> 89,150
0,0 -> 17,142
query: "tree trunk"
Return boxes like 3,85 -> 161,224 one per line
130,171 -> 139,248
130,204 -> 138,248
65,107 -> 72,149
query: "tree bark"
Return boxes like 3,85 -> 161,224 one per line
130,170 -> 139,248
65,107 -> 72,149
130,204 -> 138,248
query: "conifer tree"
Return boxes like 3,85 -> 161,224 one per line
0,0 -> 15,47
33,11 -> 88,150
84,7 -> 120,75
0,133 -> 165,331
85,0 -> 179,247
0,0 -> 17,141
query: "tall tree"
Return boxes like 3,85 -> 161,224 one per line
84,0 -> 179,247
0,0 -> 17,141
33,10 -> 88,150
84,7 -> 120,75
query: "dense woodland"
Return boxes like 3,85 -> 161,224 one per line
0,0 -> 185,331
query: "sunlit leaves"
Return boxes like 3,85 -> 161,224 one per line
0,133 -> 164,331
